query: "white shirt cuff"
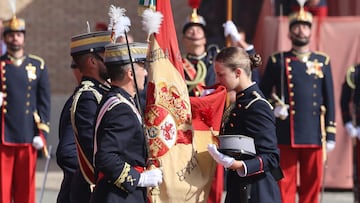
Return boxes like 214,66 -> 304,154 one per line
236,161 -> 247,177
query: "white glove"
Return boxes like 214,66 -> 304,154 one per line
0,92 -> 3,107
137,168 -> 163,187
345,122 -> 358,138
32,136 -> 44,150
326,140 -> 335,152
274,104 -> 288,120
356,127 -> 360,141
222,20 -> 241,42
207,144 -> 234,168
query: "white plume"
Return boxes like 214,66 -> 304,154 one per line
297,0 -> 307,7
7,0 -> 16,15
141,9 -> 163,36
108,5 -> 131,40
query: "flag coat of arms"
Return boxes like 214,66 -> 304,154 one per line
142,1 -> 226,202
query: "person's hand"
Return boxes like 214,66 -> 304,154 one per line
222,20 -> 241,42
32,136 -> 44,150
345,122 -> 357,138
207,144 -> 234,168
326,140 -> 335,152
137,168 -> 163,187
274,104 -> 288,120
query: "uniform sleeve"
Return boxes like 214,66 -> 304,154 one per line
322,60 -> 336,141
74,91 -> 99,164
242,100 -> 280,176
95,104 -> 142,193
260,55 -> 278,100
56,97 -> 78,172
340,78 -> 353,125
36,64 -> 51,138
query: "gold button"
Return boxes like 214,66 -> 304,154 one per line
27,93 -> 30,98
232,113 -> 236,116
286,58 -> 291,63
2,77 -> 6,82
288,75 -> 293,79
3,93 -> 7,98
230,123 -> 234,127
313,93 -> 317,97
28,86 -> 31,90
289,83 -> 294,88
313,84 -> 317,88
3,109 -> 7,114
2,85 -> 6,89
26,102 -> 30,106
25,110 -> 29,114
291,110 -> 295,115
238,104 -> 242,108
291,101 -> 295,105
3,101 -> 7,106
313,102 -> 317,106
290,92 -> 294,97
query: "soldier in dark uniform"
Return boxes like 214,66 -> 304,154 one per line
260,9 -> 336,203
91,42 -> 163,203
340,64 -> 360,201
69,30 -> 112,202
0,16 -> 51,203
56,61 -> 81,203
207,47 -> 282,203
182,8 -> 219,97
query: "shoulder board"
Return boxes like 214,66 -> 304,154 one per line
313,51 -> 330,65
245,91 -> 273,110
346,65 -> 356,89
28,54 -> 45,70
207,44 -> 220,56
270,52 -> 282,63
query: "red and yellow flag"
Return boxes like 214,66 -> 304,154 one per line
143,1 -> 226,202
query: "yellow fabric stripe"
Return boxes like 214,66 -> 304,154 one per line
105,47 -> 147,58
326,126 -> 336,134
114,162 -> 131,188
71,36 -> 110,48
38,123 -> 50,133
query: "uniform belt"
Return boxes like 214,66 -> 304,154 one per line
96,165 -> 145,184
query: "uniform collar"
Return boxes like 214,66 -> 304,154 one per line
186,52 -> 207,61
236,83 -> 257,100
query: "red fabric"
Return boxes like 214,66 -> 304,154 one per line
0,144 -> 37,203
278,145 -> 322,203
155,1 -> 184,78
290,5 -> 328,17
190,86 -> 227,131
207,164 -> 224,203
188,0 -> 201,9
190,85 -> 227,203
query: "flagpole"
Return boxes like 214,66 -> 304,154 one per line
124,31 -> 143,115
226,0 -> 232,47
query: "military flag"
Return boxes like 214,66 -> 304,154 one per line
141,1 -> 227,203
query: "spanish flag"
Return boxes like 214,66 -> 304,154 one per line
142,1 -> 226,202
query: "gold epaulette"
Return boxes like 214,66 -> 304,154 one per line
270,52 -> 282,63
346,65 -> 356,89
245,91 -> 273,110
28,54 -> 45,70
313,51 -> 330,65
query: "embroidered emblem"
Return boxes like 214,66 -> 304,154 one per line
25,63 -> 37,81
306,60 -> 323,78
126,175 -> 136,186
